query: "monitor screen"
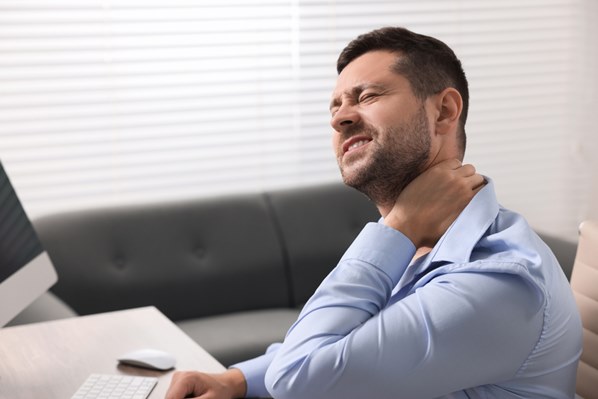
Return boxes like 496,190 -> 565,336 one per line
0,162 -> 57,327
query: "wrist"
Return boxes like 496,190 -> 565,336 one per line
219,368 -> 247,398
384,213 -> 422,248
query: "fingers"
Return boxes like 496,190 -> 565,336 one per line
423,160 -> 486,194
454,162 -> 486,192
470,174 -> 487,192
458,163 -> 475,176
165,371 -> 202,399
433,159 -> 474,175
165,371 -> 240,399
435,158 -> 463,170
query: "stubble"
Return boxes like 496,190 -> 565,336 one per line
339,106 -> 431,209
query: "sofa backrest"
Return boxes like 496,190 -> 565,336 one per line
536,231 -> 577,280
33,181 -> 576,323
34,193 -> 289,320
266,184 -> 379,305
33,183 -> 379,321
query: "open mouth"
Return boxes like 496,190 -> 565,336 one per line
342,136 -> 372,155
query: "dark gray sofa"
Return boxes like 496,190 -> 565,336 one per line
10,182 -> 578,367
16,183 -> 380,366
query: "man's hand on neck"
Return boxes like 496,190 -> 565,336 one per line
381,158 -> 486,250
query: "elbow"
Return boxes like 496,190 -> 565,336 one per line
264,361 -> 315,399
264,363 -> 291,399
264,340 -> 348,399
263,366 -> 277,398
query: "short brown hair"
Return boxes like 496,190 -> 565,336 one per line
337,27 -> 469,156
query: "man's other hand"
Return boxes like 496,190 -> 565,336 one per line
165,369 -> 246,399
384,159 -> 485,249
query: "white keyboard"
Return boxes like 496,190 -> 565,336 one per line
71,374 -> 158,399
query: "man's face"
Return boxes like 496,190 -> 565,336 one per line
329,50 -> 432,203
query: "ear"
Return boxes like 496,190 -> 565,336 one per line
433,87 -> 462,136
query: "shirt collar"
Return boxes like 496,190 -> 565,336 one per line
381,177 -> 500,295
422,176 -> 499,266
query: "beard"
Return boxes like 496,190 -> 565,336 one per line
338,106 -> 431,209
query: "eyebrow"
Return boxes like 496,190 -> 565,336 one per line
329,83 -> 388,111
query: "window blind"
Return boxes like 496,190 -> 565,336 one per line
0,0 -> 591,240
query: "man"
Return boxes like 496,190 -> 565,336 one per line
166,27 -> 582,399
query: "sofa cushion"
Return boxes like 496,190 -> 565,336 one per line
177,308 -> 301,366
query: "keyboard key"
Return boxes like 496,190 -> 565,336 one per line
71,374 -> 158,399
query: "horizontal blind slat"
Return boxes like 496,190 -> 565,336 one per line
0,0 -> 589,243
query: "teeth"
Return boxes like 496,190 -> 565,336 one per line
348,140 -> 369,151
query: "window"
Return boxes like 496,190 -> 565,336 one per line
0,0 -> 593,240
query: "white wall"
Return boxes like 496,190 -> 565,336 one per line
460,0 -> 596,241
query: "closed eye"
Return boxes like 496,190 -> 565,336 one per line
359,92 -> 379,103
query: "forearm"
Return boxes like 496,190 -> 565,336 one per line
264,222 -> 416,398
227,221 -> 414,398
283,223 -> 414,332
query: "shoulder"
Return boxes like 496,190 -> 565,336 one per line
474,206 -> 563,289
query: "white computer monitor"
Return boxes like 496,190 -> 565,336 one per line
0,161 -> 57,327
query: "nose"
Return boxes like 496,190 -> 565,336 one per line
330,103 -> 361,133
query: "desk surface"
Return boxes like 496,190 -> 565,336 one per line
0,306 -> 226,399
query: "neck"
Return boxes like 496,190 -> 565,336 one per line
413,246 -> 432,261
377,203 -> 393,219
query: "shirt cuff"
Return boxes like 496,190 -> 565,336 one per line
230,343 -> 281,398
340,222 -> 416,286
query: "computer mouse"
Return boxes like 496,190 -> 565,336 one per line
117,348 -> 176,371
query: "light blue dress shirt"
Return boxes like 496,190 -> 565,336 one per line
234,179 -> 582,398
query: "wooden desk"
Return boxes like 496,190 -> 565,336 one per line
0,307 -> 226,399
